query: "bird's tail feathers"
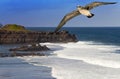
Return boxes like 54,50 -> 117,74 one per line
87,13 -> 94,18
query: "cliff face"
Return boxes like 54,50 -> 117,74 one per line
0,24 -> 77,44
0,30 -> 77,44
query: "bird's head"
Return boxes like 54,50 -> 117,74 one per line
76,5 -> 82,8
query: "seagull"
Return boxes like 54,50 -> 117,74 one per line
55,1 -> 117,32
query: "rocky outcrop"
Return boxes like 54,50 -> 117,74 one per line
0,43 -> 49,57
0,52 -> 45,57
0,24 -> 77,44
0,52 -> 46,57
9,43 -> 49,51
0,30 -> 77,44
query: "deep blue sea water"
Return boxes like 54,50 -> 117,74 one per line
0,27 -> 120,54
27,27 -> 120,46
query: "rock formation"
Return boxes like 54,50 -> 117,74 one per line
0,43 -> 49,57
0,24 -> 78,44
9,43 -> 49,51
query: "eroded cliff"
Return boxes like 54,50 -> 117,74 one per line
0,24 -> 78,44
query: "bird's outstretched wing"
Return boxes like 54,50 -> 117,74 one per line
84,1 -> 117,10
55,10 -> 80,32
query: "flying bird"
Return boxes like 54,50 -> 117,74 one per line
55,1 -> 117,32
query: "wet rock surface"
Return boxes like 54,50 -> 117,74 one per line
0,43 -> 49,57
9,43 -> 50,51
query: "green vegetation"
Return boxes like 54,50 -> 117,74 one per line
1,24 -> 29,32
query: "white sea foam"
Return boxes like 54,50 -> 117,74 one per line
54,41 -> 120,68
21,41 -> 120,79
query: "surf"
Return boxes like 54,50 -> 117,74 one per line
53,41 -> 120,68
20,41 -> 120,79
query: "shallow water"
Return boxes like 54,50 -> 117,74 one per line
0,57 -> 55,79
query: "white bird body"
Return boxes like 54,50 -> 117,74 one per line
77,7 -> 91,16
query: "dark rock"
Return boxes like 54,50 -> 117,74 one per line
0,30 -> 77,44
9,43 -> 50,51
0,52 -> 45,57
0,25 -> 78,44
0,43 -> 50,57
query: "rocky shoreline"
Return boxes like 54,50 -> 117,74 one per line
0,30 -> 77,44
0,24 -> 78,44
0,43 -> 50,57
0,24 -> 78,57
9,43 -> 50,51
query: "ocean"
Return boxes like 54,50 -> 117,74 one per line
27,27 -> 120,45
1,27 -> 120,79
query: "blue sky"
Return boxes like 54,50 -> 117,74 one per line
0,0 -> 119,27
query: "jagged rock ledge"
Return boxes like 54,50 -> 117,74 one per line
9,43 -> 50,51
0,43 -> 49,57
0,24 -> 78,44
0,52 -> 46,57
